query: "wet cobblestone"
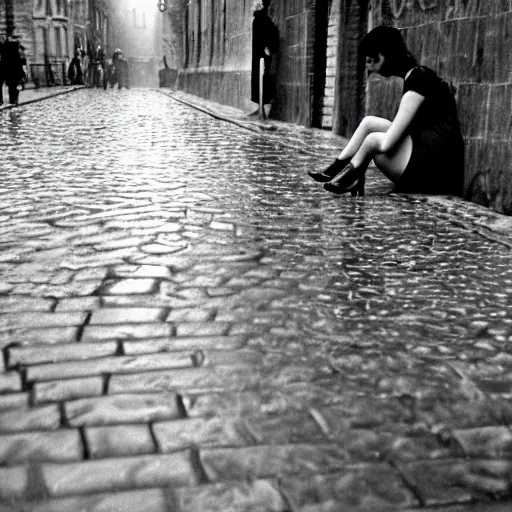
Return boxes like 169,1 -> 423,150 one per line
0,89 -> 512,510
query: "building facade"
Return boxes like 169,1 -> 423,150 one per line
161,0 -> 512,214
0,0 -> 113,86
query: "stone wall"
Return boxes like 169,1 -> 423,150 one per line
367,0 -> 512,213
175,0 -> 321,125
271,0 -> 319,126
178,0 -> 253,110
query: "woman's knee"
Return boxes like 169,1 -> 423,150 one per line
363,131 -> 384,150
360,116 -> 391,133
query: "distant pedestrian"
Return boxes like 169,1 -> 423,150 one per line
309,25 -> 464,197
83,47 -> 92,87
0,34 -> 27,106
67,50 -> 84,85
158,56 -> 174,88
114,50 -> 130,90
250,0 -> 279,118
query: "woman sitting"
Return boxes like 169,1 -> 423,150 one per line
309,25 -> 464,197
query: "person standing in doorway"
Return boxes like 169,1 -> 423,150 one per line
0,34 -> 27,106
67,49 -> 84,85
250,0 -> 279,118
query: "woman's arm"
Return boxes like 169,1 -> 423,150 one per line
378,91 -> 424,153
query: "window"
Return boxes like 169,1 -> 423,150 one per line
103,17 -> 108,46
132,9 -> 146,28
54,27 -> 61,56
63,27 -> 68,56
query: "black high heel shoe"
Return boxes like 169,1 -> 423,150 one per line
324,175 -> 365,196
308,157 -> 351,182
324,163 -> 366,196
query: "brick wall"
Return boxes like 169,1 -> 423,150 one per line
322,0 -> 341,129
367,0 -> 512,214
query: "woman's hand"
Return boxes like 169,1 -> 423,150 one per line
379,91 -> 424,154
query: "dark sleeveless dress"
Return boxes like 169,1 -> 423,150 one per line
397,66 -> 464,195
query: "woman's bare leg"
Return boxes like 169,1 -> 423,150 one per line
338,116 -> 392,160
332,132 -> 413,184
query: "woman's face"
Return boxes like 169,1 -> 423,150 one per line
365,53 -> 385,76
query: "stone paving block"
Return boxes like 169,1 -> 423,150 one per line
42,452 -> 197,496
81,323 -> 173,342
412,393 -> 500,429
229,323 -> 269,336
54,296 -> 101,311
180,384 -> 344,419
214,308 -> 261,322
166,307 -> 216,322
0,466 -> 28,501
73,268 -> 110,282
403,502 -> 512,511
0,430 -> 82,465
154,417 -> 253,452
181,391 -> 265,418
247,412 -> 327,444
85,424 -> 155,458
0,327 -> 79,349
0,405 -> 61,433
0,297 -> 54,313
7,342 -> 118,367
0,372 -> 22,394
98,237 -> 152,251
90,307 -> 168,325
0,392 -> 29,411
25,352 -> 194,382
34,376 -> 104,404
109,364 -> 262,395
0,312 -> 88,332
281,463 -> 419,511
202,349 -> 264,367
199,444 -> 347,482
99,279 -> 158,295
64,393 -> 182,426
175,479 -> 286,512
23,488 -> 172,512
174,321 -> 231,337
112,264 -> 174,279
384,430 -> 461,461
100,294 -> 176,308
396,459 -> 512,506
451,426 -> 512,458
122,335 -> 247,355
313,396 -> 413,431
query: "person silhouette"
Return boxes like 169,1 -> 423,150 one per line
249,0 -> 279,118
309,25 -> 464,197
0,34 -> 27,105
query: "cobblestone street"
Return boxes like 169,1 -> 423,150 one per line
1,89 -> 512,511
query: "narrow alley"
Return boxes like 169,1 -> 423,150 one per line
0,89 -> 511,511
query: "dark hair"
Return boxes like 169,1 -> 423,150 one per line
359,25 -> 417,76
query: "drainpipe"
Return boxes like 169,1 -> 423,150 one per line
5,0 -> 15,36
